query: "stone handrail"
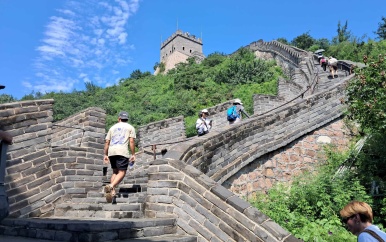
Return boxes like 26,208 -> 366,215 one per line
145,158 -> 300,242
164,74 -> 353,183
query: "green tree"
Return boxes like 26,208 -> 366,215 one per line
276,37 -> 289,45
375,16 -> 386,40
291,32 -> 315,50
85,82 -> 101,94
316,38 -> 330,50
201,52 -> 226,67
129,69 -> 151,80
346,54 -> 386,133
0,94 -> 16,104
333,20 -> 352,44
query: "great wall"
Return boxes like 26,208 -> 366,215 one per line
0,40 -> 362,241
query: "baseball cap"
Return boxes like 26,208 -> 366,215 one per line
233,98 -> 243,105
201,109 -> 209,115
118,111 -> 129,120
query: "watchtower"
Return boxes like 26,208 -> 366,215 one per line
157,30 -> 205,74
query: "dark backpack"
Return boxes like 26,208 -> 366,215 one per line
227,106 -> 239,121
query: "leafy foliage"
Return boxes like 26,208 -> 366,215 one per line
291,32 -> 315,50
0,94 -> 16,104
276,37 -> 289,45
375,17 -> 386,40
333,20 -> 352,44
250,146 -> 371,241
346,54 -> 386,133
129,69 -> 151,80
19,48 -> 279,138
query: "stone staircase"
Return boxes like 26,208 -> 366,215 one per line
0,182 -> 197,241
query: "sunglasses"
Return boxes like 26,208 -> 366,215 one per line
342,214 -> 356,224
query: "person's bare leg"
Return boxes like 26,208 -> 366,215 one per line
111,170 -> 126,188
330,67 -> 334,78
110,169 -> 118,184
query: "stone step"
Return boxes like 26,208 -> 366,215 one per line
0,234 -> 198,242
98,184 -> 148,194
71,196 -> 145,205
54,203 -> 144,219
76,191 -> 147,204
121,234 -> 197,241
0,217 -> 178,242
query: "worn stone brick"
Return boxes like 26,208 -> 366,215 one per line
189,189 -> 212,210
203,191 -> 229,211
188,219 -> 213,240
204,219 -> 231,241
261,220 -> 290,241
176,219 -> 198,235
9,174 -> 35,189
211,185 -> 234,201
177,182 -> 191,194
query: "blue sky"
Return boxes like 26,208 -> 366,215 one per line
1,0 -> 385,99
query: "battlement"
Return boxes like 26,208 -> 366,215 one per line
158,29 -> 204,73
160,29 -> 202,49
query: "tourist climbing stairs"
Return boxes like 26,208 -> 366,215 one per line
0,172 -> 197,242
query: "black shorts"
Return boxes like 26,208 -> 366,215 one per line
109,155 -> 129,170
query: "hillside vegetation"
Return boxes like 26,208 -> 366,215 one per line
14,48 -> 282,137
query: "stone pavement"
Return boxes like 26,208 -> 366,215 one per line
0,235 -> 53,241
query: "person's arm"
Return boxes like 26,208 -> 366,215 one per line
129,137 -> 136,162
241,109 -> 250,118
196,119 -> 203,129
103,139 -> 110,164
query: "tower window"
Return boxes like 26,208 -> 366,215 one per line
190,50 -> 192,53
182,47 -> 185,51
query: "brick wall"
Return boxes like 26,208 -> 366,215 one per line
146,159 -> 300,242
1,100 -> 106,218
224,117 -> 352,198
137,115 -> 186,148
51,107 -> 106,149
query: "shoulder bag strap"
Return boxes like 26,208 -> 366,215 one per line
201,118 -> 209,130
359,229 -> 385,242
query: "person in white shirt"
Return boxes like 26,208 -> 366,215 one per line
196,109 -> 212,136
103,111 -> 136,203
328,56 -> 338,78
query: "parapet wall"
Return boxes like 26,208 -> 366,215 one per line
137,115 -> 186,148
248,40 -> 315,95
145,159 -> 300,242
163,75 -> 353,186
51,107 -> 106,149
1,100 -> 54,160
1,100 -> 107,218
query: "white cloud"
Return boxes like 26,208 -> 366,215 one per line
31,0 -> 140,94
